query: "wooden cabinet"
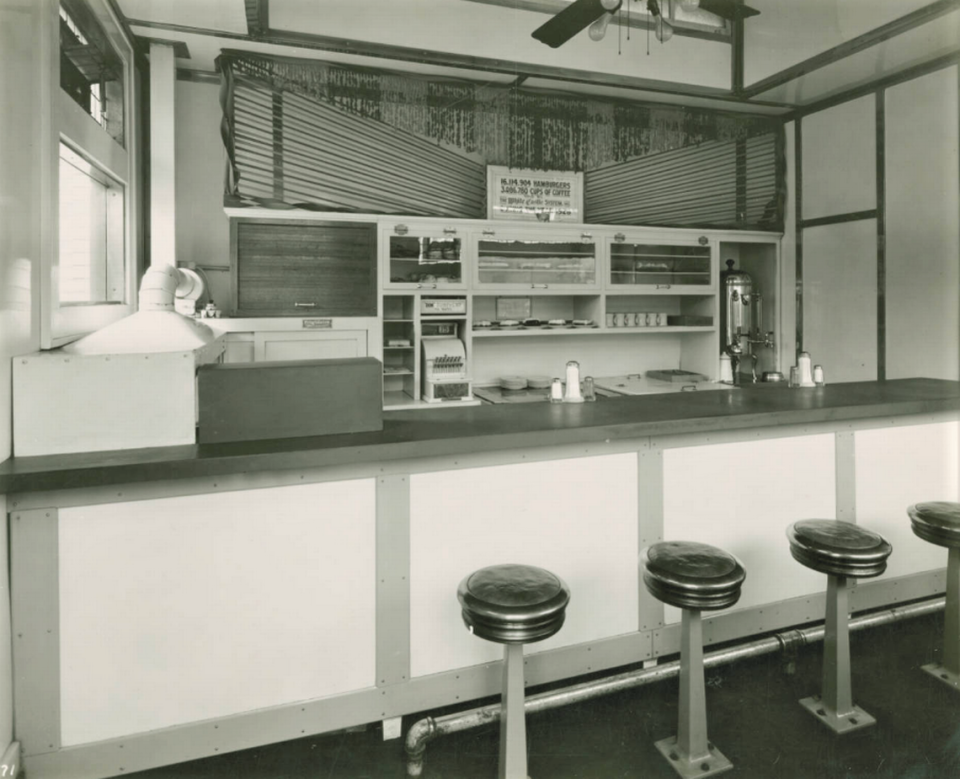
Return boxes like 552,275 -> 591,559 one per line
231,218 -> 377,316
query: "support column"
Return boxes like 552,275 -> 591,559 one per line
149,42 -> 176,268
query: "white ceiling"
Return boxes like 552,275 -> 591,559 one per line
117,0 -> 960,113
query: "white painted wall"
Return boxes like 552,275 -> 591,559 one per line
801,94 -> 876,220
885,66 -> 960,381
803,219 -> 878,382
0,0 -> 45,758
744,0 -> 936,86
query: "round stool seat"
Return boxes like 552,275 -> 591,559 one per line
641,541 -> 746,610
908,502 -> 960,548
457,564 -> 570,644
787,520 -> 891,578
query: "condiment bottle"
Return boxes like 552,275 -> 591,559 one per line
798,351 -> 815,387
550,378 -> 563,403
563,361 -> 584,403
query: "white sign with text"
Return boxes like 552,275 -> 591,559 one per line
486,166 -> 583,223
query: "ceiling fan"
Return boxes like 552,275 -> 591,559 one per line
531,0 -> 759,49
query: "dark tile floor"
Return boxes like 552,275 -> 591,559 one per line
128,605 -> 960,778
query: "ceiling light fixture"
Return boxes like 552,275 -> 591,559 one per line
646,0 -> 674,43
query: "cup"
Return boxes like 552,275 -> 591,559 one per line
633,313 -> 642,327
645,313 -> 654,326
614,313 -> 626,327
606,313 -> 614,328
789,366 -> 801,387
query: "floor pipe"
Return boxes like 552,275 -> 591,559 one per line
404,596 -> 945,777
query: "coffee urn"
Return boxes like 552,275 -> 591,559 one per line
720,259 -> 774,383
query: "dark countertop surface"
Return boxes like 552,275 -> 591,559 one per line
1,378 -> 958,495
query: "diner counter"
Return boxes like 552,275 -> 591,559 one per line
1,378 -> 959,495
9,376 -> 960,779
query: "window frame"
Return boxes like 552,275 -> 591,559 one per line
41,0 -> 139,348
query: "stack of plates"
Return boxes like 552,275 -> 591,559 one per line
526,375 -> 552,389
499,376 -> 528,391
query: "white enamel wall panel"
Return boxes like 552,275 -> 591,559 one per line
58,481 -> 377,745
802,220 -> 878,382
744,0 -> 936,86
663,434 -> 837,623
885,66 -> 960,381
855,422 -> 960,579
409,454 -> 639,678
802,95 -> 876,220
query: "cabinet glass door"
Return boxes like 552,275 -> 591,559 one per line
608,242 -> 712,290
384,224 -> 464,289
476,235 -> 597,289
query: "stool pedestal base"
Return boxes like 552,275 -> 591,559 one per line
654,610 -> 733,779
799,694 -> 876,734
654,736 -> 733,779
799,574 -> 877,735
921,662 -> 960,691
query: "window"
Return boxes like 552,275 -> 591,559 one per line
59,0 -> 124,145
43,0 -> 138,347
58,143 -> 125,305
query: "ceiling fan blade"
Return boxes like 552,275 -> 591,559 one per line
697,0 -> 760,22
532,0 -> 616,48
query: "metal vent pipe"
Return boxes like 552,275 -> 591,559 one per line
405,597 -> 944,776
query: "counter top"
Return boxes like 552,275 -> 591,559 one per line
1,378 -> 958,495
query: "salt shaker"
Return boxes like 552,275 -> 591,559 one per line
813,365 -> 825,386
564,361 -> 584,403
550,378 -> 563,403
798,351 -> 815,387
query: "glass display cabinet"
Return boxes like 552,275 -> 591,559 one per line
382,222 -> 466,289
473,229 -> 599,290
607,236 -> 713,292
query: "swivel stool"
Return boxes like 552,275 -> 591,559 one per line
641,541 -> 746,779
457,563 -> 571,779
786,519 -> 892,734
907,501 -> 960,691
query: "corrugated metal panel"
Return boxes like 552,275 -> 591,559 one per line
232,77 -> 486,217
584,134 -> 780,230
